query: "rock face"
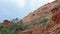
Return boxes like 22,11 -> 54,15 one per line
19,8 -> 60,34
56,0 -> 60,1
3,20 -> 12,27
22,0 -> 60,24
20,0 -> 60,34
19,27 -> 44,34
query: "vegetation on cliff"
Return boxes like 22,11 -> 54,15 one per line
0,18 -> 32,34
0,17 -> 50,34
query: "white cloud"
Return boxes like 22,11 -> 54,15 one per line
10,0 -> 16,3
18,0 -> 25,7
45,0 -> 55,3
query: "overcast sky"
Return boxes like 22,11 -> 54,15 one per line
0,0 -> 55,22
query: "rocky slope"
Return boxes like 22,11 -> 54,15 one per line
20,0 -> 60,34
22,0 -> 60,24
19,6 -> 60,34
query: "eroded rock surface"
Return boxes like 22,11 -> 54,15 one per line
20,0 -> 60,34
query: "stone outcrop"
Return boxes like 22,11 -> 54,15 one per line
19,8 -> 60,34
20,0 -> 60,34
22,0 -> 60,25
19,27 -> 44,34
3,20 -> 13,27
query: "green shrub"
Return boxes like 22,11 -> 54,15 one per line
0,18 -> 32,34
39,18 -> 49,26
57,3 -> 60,8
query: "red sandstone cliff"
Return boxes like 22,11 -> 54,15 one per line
19,8 -> 60,34
19,0 -> 60,34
